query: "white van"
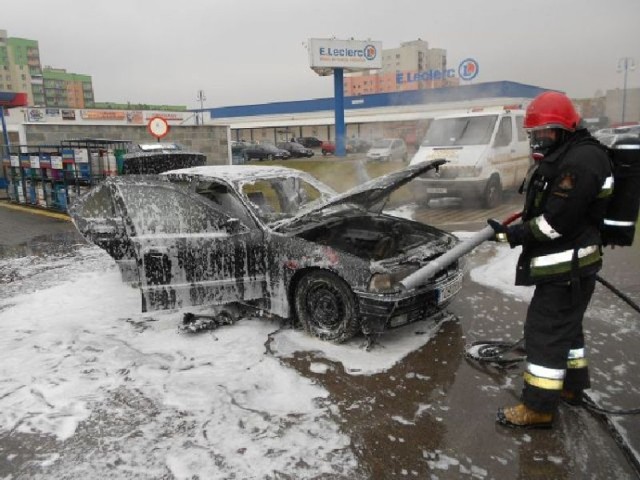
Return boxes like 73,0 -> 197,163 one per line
409,108 -> 530,208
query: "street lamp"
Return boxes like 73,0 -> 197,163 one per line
196,90 -> 206,125
617,57 -> 636,124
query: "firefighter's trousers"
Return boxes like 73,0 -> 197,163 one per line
521,275 -> 596,413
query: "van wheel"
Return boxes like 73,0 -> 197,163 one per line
482,176 -> 503,209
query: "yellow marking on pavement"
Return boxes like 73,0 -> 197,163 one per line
0,202 -> 71,221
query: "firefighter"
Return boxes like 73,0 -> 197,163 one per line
487,91 -> 613,428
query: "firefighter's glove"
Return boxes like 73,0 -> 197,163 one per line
488,219 -> 509,243
487,219 -> 525,247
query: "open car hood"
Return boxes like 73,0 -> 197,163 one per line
276,159 -> 445,228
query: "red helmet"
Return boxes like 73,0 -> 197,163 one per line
524,91 -> 580,131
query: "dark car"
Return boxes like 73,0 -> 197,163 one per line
231,140 -> 254,164
122,143 -> 206,174
69,160 -> 462,343
295,136 -> 324,149
277,141 -> 314,158
243,143 -> 291,161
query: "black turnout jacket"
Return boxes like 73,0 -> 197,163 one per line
507,129 -> 613,286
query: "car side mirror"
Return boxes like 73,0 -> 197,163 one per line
223,217 -> 246,234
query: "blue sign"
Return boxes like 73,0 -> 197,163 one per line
458,58 -> 479,81
396,58 -> 480,85
396,69 -> 456,84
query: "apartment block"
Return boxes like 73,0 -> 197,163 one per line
0,29 -> 95,108
43,67 -> 94,108
344,39 -> 457,95
0,29 -> 45,106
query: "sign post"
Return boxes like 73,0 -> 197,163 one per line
308,38 -> 382,157
147,116 -> 170,142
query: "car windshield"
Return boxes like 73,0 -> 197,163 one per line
137,143 -> 182,152
421,115 -> 498,146
239,176 -> 331,224
372,139 -> 392,148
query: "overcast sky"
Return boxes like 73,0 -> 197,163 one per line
4,0 -> 640,109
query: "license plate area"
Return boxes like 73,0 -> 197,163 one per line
437,275 -> 462,304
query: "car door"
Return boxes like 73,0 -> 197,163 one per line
114,181 -> 268,312
490,115 -> 519,188
514,114 -> 532,181
69,182 -> 138,281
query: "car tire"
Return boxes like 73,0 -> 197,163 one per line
267,154 -> 274,161
321,150 -> 328,156
482,175 -> 503,209
243,153 -> 250,162
294,270 -> 360,343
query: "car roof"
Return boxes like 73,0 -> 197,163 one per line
162,164 -> 315,183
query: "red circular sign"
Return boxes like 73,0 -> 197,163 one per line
147,116 -> 170,139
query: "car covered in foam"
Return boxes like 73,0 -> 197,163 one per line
69,160 -> 463,343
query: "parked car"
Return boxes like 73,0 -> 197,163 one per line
69,160 -> 463,343
321,138 -> 372,155
348,138 -> 372,153
597,132 -> 639,147
243,142 -> 291,161
295,136 -> 324,148
366,138 -> 408,162
123,143 -> 206,174
277,141 -> 314,158
231,140 -> 254,163
409,108 -> 530,208
321,141 -> 337,155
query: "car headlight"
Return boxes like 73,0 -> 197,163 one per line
368,266 -> 417,293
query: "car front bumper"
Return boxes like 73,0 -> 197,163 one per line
355,269 -> 464,335
411,176 -> 489,199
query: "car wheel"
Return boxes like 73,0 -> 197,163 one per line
294,270 -> 360,343
267,154 -> 274,161
243,153 -> 250,162
482,175 -> 503,209
321,150 -> 328,156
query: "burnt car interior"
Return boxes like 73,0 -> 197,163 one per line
240,177 -> 323,222
194,181 -> 256,228
295,214 -> 451,261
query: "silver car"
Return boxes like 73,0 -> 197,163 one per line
366,138 -> 408,162
69,161 -> 462,343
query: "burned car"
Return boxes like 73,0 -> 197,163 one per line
69,160 -> 463,343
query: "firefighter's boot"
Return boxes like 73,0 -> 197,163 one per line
496,403 -> 553,429
560,389 -> 583,406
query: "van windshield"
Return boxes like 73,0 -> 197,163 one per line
421,115 -> 498,147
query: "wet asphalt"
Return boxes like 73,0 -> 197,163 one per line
0,199 -> 639,479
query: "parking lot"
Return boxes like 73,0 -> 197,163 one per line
1,193 -> 639,478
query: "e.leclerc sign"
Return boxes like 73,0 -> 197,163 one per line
308,38 -> 383,71
396,57 -> 480,84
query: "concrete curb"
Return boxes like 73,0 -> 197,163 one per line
0,200 -> 71,221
